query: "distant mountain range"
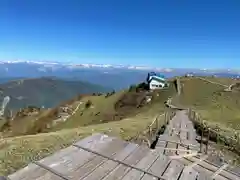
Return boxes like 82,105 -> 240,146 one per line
0,77 -> 111,111
1,60 -> 240,90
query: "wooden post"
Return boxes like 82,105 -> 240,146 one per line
200,126 -> 204,153
206,128 -> 210,154
148,126 -> 151,138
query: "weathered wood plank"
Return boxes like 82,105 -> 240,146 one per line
146,154 -> 170,177
102,146 -> 149,180
196,173 -> 210,180
74,133 -> 117,149
65,138 -> 128,179
121,149 -> 160,180
155,140 -> 166,154
186,156 -> 240,180
179,167 -> 199,180
82,143 -> 138,180
32,171 -> 64,180
162,159 -> 185,180
165,141 -> 177,156
39,146 -> 79,165
180,130 -> 187,141
8,164 -> 47,180
176,144 -> 187,156
9,134 -> 113,179
157,136 -> 198,146
37,134 -> 118,177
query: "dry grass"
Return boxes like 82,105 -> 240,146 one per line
178,77 -> 240,131
176,77 -> 240,162
0,109 -> 165,176
51,91 -> 125,131
201,76 -> 240,86
0,81 -> 176,175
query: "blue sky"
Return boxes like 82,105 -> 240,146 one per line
0,0 -> 240,68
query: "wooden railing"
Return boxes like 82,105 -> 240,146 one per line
188,108 -> 240,157
131,109 -> 176,147
147,109 -> 176,145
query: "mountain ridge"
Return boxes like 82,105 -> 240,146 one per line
0,77 -> 111,111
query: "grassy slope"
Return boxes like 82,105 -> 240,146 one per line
0,81 -> 176,175
51,92 -> 125,131
201,76 -> 240,86
178,77 -> 240,131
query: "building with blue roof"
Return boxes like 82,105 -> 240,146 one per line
146,72 -> 168,90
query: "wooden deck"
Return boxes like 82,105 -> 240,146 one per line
7,132 -> 240,180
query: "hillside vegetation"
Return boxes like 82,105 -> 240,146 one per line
0,80 -> 176,175
0,77 -> 111,111
177,77 -> 240,131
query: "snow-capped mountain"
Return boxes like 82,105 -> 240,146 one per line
0,60 -> 239,90
0,60 -> 175,72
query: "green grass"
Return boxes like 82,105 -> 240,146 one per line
201,76 -> 240,86
175,77 -> 240,160
178,77 -> 240,129
176,77 -> 240,133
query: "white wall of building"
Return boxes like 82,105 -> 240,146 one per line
149,79 -> 165,90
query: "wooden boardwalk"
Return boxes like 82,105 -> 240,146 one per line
8,131 -> 240,180
156,111 -> 200,156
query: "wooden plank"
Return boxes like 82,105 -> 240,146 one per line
184,155 -> 208,170
39,133 -> 107,165
8,146 -> 79,179
65,138 -> 128,179
8,164 -> 48,180
180,130 -> 187,141
164,141 -> 177,156
179,168 -> 199,180
178,155 -> 208,180
146,154 -> 170,177
36,134 -> 119,177
157,138 -> 198,147
39,146 -> 79,165
162,160 -> 185,180
74,133 -> 117,149
196,173 -> 209,180
82,143 -> 138,180
211,164 -> 229,179
32,171 -> 64,180
158,136 -> 198,146
140,175 -> 157,180
10,164 -> 64,180
170,152 -> 199,160
155,140 -> 166,154
193,164 -> 228,180
186,156 -> 240,180
102,146 -> 149,180
15,134 -> 121,180
121,149 -> 160,180
176,144 -> 187,156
